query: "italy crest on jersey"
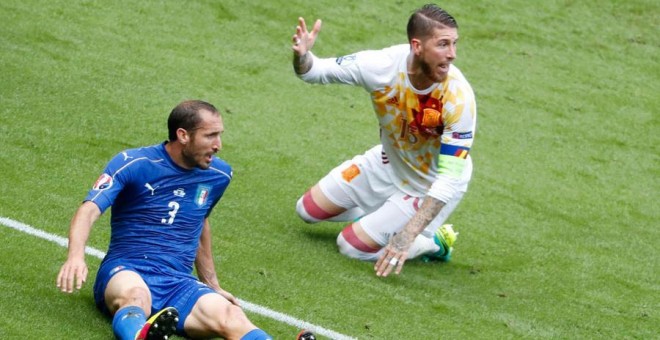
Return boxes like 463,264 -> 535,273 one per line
195,185 -> 211,207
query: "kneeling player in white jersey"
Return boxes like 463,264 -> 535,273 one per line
291,4 -> 477,277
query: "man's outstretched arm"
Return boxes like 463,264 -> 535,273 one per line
292,17 -> 322,75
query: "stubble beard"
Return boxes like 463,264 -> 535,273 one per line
182,146 -> 208,170
419,55 -> 450,83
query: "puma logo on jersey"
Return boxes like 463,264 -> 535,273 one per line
121,151 -> 134,161
144,183 -> 158,195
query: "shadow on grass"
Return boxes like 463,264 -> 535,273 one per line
299,225 -> 340,243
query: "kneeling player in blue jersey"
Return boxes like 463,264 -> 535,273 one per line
56,100 -> 273,340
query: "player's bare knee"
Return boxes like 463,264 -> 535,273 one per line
188,294 -> 256,338
224,304 -> 252,328
211,304 -> 254,337
109,285 -> 151,314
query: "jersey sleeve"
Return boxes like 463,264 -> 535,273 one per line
205,163 -> 232,218
298,49 -> 397,91
84,152 -> 133,213
427,78 -> 477,203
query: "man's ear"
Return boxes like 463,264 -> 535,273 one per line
410,38 -> 423,56
177,128 -> 189,145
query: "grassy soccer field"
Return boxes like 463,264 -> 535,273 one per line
0,0 -> 658,339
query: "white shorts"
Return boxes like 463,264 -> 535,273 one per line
319,145 -> 398,213
318,145 -> 470,246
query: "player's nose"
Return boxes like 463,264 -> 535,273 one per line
213,137 -> 222,152
447,44 -> 457,60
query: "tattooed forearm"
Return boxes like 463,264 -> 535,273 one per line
391,231 -> 415,251
392,196 -> 446,250
410,196 -> 446,234
293,52 -> 313,75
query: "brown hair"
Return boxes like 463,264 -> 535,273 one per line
167,100 -> 219,141
407,4 -> 458,42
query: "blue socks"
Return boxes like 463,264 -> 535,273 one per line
112,305 -> 146,340
113,307 -> 270,340
241,328 -> 273,340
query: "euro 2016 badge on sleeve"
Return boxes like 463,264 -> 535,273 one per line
92,173 -> 113,191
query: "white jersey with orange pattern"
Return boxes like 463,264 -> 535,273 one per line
298,44 -> 477,203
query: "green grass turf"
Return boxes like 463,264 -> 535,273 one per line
0,0 -> 658,338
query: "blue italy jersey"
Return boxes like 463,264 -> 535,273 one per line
85,142 -> 232,273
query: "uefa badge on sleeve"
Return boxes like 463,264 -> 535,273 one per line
92,173 -> 113,191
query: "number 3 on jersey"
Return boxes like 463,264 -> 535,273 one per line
161,201 -> 180,224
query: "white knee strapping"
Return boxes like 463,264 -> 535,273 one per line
336,232 -> 381,261
295,196 -> 321,224
336,227 -> 437,261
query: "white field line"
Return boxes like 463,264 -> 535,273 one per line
0,216 -> 356,340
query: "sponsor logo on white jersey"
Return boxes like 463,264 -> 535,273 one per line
335,54 -> 356,66
452,131 -> 473,139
